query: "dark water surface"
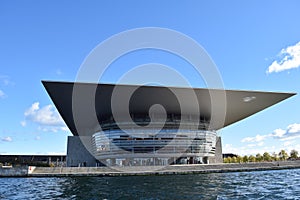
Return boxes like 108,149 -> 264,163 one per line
1,169 -> 300,199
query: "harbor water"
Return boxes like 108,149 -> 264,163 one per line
1,168 -> 300,199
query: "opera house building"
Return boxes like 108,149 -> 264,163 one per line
42,81 -> 295,167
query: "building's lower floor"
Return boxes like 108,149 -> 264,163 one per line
66,135 -> 223,167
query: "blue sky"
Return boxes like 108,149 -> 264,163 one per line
1,1 -> 300,155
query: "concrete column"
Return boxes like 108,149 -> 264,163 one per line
208,136 -> 223,164
66,136 -> 97,167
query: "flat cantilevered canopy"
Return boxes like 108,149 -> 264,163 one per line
42,81 -> 295,136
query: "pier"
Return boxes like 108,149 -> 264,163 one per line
1,161 -> 300,177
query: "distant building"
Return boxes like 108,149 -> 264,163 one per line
43,81 -> 294,167
0,155 -> 66,167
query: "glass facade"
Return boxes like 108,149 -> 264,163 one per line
92,116 -> 217,166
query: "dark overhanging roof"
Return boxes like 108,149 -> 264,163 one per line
42,81 -> 296,136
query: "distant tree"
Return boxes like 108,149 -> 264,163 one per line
236,156 -> 242,163
263,152 -> 272,162
256,153 -> 263,162
248,155 -> 256,162
223,157 -> 230,163
279,150 -> 289,161
225,157 -> 234,163
290,150 -> 299,159
231,156 -> 237,163
272,152 -> 279,161
242,155 -> 249,163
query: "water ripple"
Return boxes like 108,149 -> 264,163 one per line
0,169 -> 300,199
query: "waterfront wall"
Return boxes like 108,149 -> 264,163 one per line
2,161 -> 300,177
0,166 -> 28,177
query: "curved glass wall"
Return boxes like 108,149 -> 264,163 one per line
92,119 -> 217,166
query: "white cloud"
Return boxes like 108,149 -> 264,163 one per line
223,144 -> 238,154
61,126 -> 69,131
226,124 -> 300,156
241,123 -> 300,144
241,134 -> 269,143
272,128 -> 286,138
267,41 -> 300,73
0,75 -> 13,86
258,141 -> 264,146
279,135 -> 300,141
247,141 -> 264,147
25,102 -> 64,126
223,143 -> 277,156
23,102 -> 68,132
35,136 -> 41,140
1,136 -> 12,142
272,123 -> 300,140
0,75 -> 14,99
283,141 -> 294,147
236,123 -> 300,155
20,120 -> 26,127
287,123 -> 300,133
0,90 -> 5,98
37,126 -> 67,133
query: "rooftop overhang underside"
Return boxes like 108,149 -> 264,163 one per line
42,81 -> 295,136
